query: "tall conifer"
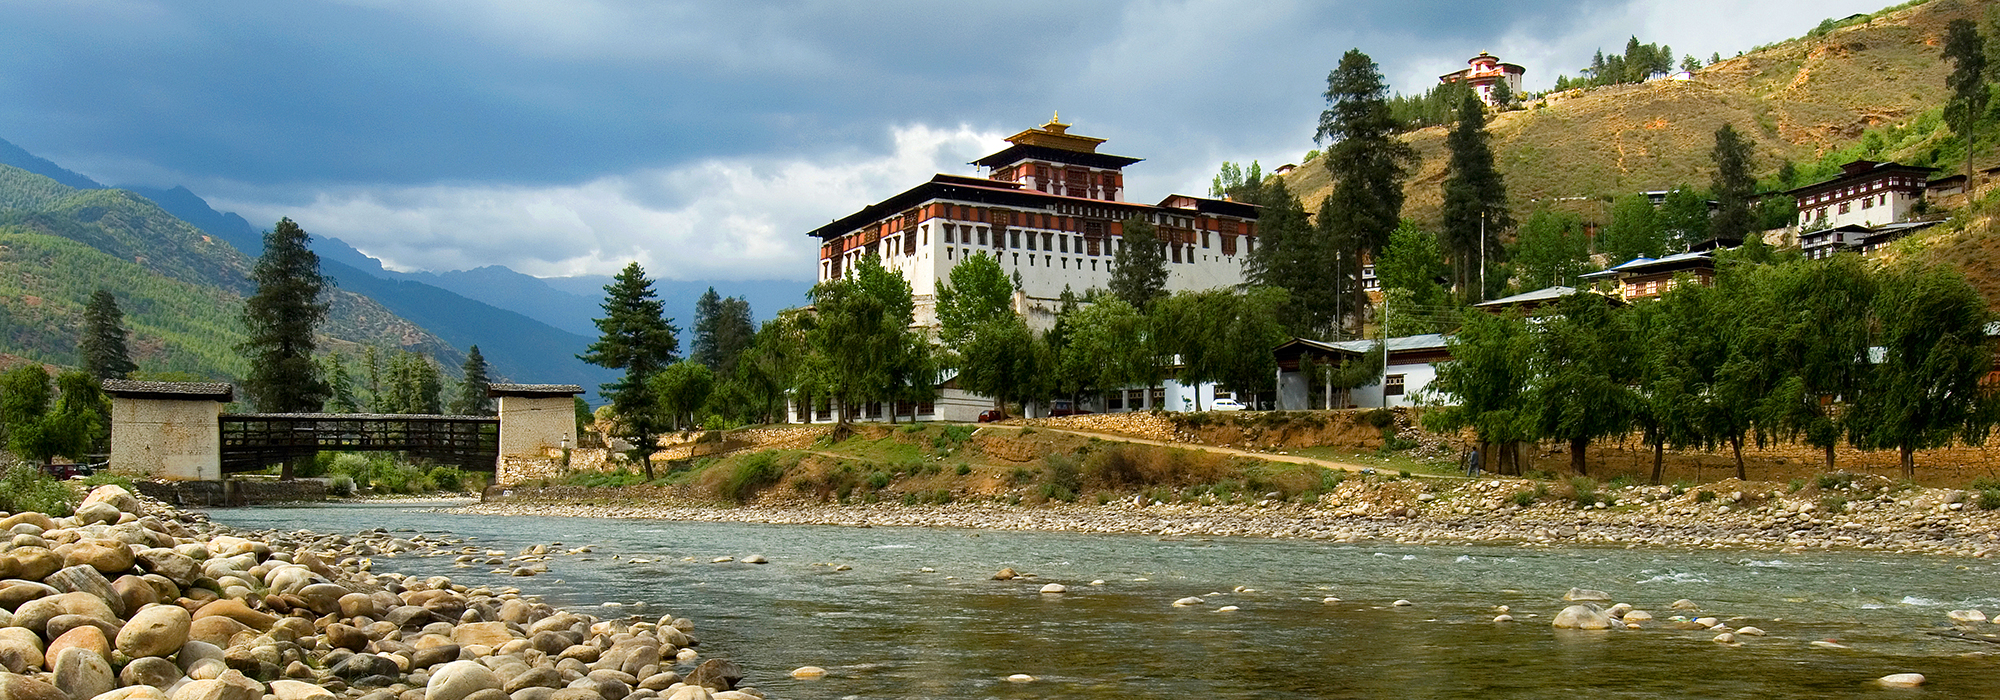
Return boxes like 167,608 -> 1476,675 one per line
580,262 -> 680,476
1318,49 -> 1415,318
78,289 -> 137,380
453,346 -> 494,416
1946,19 -> 1988,184
239,218 -> 329,414
1709,124 -> 1757,244
1440,93 -> 1510,303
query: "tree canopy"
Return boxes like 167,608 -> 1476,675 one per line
1440,92 -> 1511,303
78,289 -> 136,381
238,218 -> 329,414
1107,216 -> 1168,310
579,262 -> 680,475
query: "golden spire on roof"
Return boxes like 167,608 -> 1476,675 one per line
1005,114 -> 1101,151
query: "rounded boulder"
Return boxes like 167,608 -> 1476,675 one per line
427,661 -> 504,700
119,604 -> 193,659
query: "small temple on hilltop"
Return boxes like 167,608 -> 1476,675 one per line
1439,52 -> 1526,106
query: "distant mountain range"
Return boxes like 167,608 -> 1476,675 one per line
0,137 -> 814,399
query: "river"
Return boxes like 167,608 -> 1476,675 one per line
206,501 -> 2000,699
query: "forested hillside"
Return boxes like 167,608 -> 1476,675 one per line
0,164 -> 459,380
1283,0 -> 1981,226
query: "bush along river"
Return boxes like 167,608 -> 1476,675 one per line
206,501 -> 2000,699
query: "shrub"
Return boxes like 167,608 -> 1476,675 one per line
902,492 -> 918,506
1788,478 -> 1807,494
1821,495 -> 1847,513
426,467 -> 467,492
1570,477 -> 1599,508
933,425 -> 975,450
1511,489 -> 1538,507
1081,445 -> 1232,490
1008,466 -> 1035,486
1971,476 -> 2000,492
1361,408 -> 1396,428
867,471 -> 892,490
0,465 -> 75,515
1695,490 -> 1716,503
1043,454 -> 1081,495
1979,489 -> 2000,511
719,453 -> 787,503
80,472 -> 134,490
955,463 -> 971,476
328,475 -> 356,497
1817,473 -> 1857,491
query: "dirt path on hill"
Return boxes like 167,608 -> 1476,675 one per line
975,424 -> 1463,478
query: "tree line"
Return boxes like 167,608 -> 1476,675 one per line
1427,254 -> 1995,481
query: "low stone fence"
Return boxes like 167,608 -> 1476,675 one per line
134,477 -> 327,506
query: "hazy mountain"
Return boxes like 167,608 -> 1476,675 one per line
0,164 -> 460,379
119,183 -> 613,392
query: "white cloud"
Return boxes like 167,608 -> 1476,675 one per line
213,123 -> 1008,280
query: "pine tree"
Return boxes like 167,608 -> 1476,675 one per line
1319,49 -> 1416,315
1709,124 -> 1757,245
1246,178 -> 1347,337
1107,215 -> 1168,310
452,346 -> 494,416
78,289 -> 137,380
238,217 -> 330,474
321,352 -> 359,413
579,262 -> 680,476
1946,19 -> 1988,184
1440,92 -> 1511,303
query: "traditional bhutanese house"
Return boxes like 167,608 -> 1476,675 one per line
1579,251 -> 1716,301
1800,220 -> 1941,260
808,116 -> 1259,333
1274,334 -> 1453,411
1927,174 -> 1967,199
1790,159 -> 1935,230
1439,52 -> 1525,106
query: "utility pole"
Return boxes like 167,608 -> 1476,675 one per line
1479,210 -> 1487,303
1380,300 -> 1391,408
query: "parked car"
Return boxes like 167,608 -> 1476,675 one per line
1210,398 -> 1246,411
978,409 -> 1009,423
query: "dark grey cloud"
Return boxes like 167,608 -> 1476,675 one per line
0,0 -> 1886,279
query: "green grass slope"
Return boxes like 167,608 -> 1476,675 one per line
0,228 -> 246,377
0,164 -> 461,378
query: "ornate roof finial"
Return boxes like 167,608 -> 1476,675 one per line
1053,110 -> 1060,123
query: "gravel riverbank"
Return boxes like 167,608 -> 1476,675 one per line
0,485 -> 758,700
455,472 -> 2000,558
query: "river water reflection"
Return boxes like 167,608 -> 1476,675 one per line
207,502 -> 2000,699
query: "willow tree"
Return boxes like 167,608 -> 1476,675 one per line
1852,264 -> 1995,478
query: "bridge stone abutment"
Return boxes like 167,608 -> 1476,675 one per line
102,380 -> 233,481
490,384 -> 585,485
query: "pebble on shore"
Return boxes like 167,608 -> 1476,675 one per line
0,485 -> 753,700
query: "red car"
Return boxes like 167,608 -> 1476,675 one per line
978,410 -> 1008,423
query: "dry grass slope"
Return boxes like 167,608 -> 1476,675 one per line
1283,0 -> 1983,225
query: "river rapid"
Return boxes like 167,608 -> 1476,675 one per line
207,502 -> 2000,699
